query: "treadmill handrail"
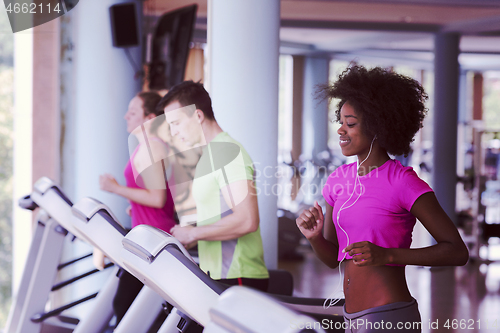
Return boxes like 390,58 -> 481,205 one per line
206,286 -> 328,333
164,245 -> 228,295
96,210 -> 127,236
122,224 -> 194,262
18,195 -> 39,210
122,225 -> 228,294
33,177 -> 57,195
71,197 -> 127,237
71,197 -> 120,224
33,177 -> 73,206
124,225 -> 345,310
272,294 -> 345,307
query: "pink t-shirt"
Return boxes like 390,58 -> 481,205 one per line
124,141 -> 176,233
322,159 -> 433,263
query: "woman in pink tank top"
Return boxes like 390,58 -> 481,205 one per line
98,91 -> 176,326
296,66 -> 469,333
99,91 -> 176,233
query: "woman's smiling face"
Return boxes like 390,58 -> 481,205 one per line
124,96 -> 148,134
337,101 -> 373,159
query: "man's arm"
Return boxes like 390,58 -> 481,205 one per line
171,179 -> 259,244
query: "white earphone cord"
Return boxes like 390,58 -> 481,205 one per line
324,136 -> 376,309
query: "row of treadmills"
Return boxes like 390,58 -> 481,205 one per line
5,177 -> 344,333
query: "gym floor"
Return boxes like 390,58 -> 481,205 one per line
279,235 -> 500,332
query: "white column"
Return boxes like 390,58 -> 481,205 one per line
208,0 -> 280,269
12,29 -> 33,294
302,56 -> 329,160
61,0 -> 142,316
70,0 -> 141,224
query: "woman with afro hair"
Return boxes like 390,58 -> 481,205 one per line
296,65 -> 469,332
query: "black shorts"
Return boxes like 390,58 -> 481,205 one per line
217,277 -> 269,292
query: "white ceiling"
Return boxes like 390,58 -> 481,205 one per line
145,0 -> 500,70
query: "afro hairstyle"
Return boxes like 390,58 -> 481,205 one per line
318,65 -> 428,157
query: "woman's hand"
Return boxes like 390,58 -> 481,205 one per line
125,205 -> 132,216
296,201 -> 324,240
99,174 -> 119,193
343,241 -> 390,266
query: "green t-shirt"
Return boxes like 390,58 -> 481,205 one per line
192,132 -> 268,280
